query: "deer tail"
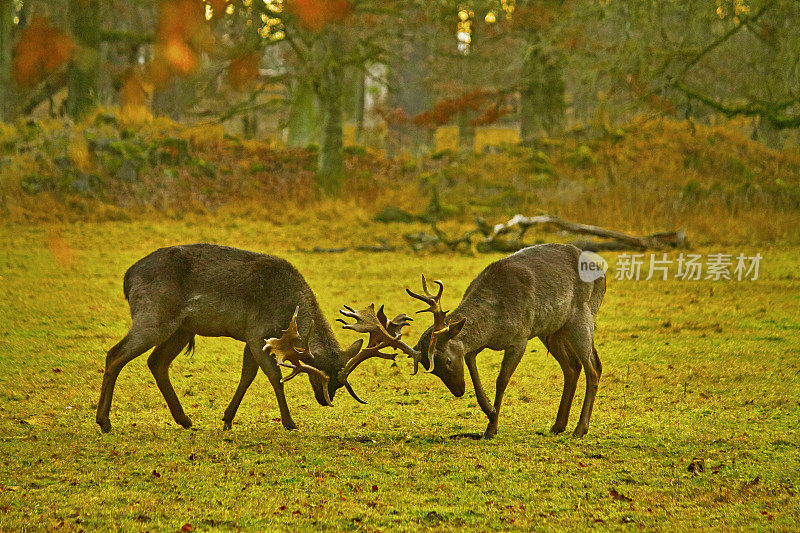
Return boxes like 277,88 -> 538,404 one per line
183,335 -> 196,357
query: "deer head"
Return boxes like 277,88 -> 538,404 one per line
264,305 -> 418,406
406,275 -> 467,397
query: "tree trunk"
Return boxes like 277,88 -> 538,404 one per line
0,0 -> 13,121
66,0 -> 100,119
353,68 -> 365,143
152,77 -> 190,120
386,22 -> 435,157
316,61 -> 345,193
313,30 -> 346,193
286,81 -> 318,147
520,42 -> 565,143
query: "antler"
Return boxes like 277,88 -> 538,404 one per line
406,275 -> 447,329
336,303 -> 419,401
263,307 -> 331,405
406,275 -> 450,373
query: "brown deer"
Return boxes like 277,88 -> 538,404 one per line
406,243 -> 605,439
96,244 -> 418,433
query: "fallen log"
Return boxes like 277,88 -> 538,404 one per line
404,214 -> 688,253
487,214 -> 688,251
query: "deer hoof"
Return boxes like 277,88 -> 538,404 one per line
282,420 -> 298,431
550,424 -> 566,435
572,426 -> 588,438
483,423 -> 498,440
222,420 -> 232,430
98,420 -> 112,433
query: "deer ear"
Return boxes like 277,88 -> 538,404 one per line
343,339 -> 364,360
448,317 -> 466,338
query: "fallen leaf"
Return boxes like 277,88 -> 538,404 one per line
688,458 -> 705,474
609,488 -> 632,502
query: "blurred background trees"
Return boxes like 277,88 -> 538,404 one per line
1,0 -> 798,190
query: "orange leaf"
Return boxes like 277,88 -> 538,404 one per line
120,69 -> 150,108
288,0 -> 351,32
227,51 -> 261,90
206,0 -> 228,20
152,0 -> 209,84
47,228 -> 74,268
164,38 -> 198,76
12,17 -> 74,87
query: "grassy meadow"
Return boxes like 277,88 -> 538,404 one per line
1,217 -> 799,531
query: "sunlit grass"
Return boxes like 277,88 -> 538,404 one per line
0,218 -> 798,530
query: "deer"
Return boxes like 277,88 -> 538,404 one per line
96,243 -> 419,433
405,243 -> 605,439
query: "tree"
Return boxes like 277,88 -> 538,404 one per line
314,30 -> 346,190
0,0 -> 14,120
261,1 -> 402,192
579,0 -> 800,142
66,0 -> 100,118
519,39 -> 565,141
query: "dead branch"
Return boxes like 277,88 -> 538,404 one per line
487,214 -> 687,250
403,214 -> 687,253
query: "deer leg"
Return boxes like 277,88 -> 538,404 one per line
465,351 -> 494,422
222,346 -> 259,430
484,341 -> 527,440
146,329 -> 194,429
248,341 -> 298,431
563,317 -> 602,438
96,322 -> 177,433
542,334 -> 582,434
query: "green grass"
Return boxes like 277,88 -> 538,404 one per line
0,218 -> 798,531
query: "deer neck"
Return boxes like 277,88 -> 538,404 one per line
448,300 -> 493,354
297,304 -> 345,375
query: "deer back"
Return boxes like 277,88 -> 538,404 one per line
448,244 -> 604,350
123,244 -> 339,354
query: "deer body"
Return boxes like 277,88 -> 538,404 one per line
96,244 -> 373,433
410,243 -> 605,439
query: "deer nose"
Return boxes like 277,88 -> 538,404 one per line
450,381 -> 465,397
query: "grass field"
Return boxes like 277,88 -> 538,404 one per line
1,217 -> 799,531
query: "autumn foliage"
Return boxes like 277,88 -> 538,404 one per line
288,0 -> 351,32
120,69 -> 153,108
12,17 -> 74,88
205,0 -> 229,21
411,90 -> 496,128
152,0 -> 214,85
227,52 -> 261,91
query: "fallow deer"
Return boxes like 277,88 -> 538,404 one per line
96,244 -> 417,433
406,243 -> 605,439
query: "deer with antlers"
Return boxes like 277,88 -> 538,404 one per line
96,244 -> 417,433
406,243 -> 605,439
